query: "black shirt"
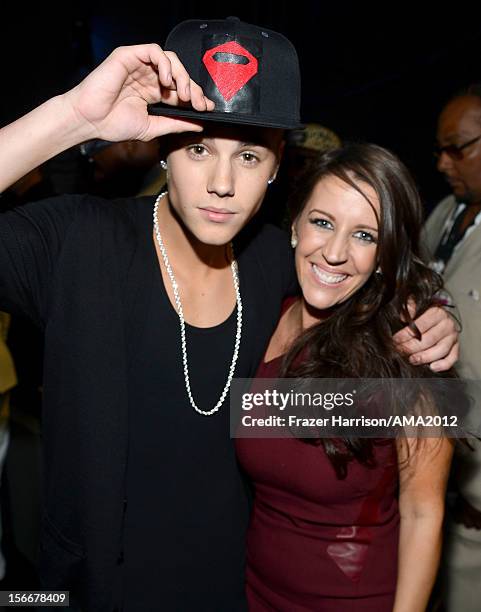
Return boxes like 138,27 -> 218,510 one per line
124,225 -> 251,610
0,195 -> 296,610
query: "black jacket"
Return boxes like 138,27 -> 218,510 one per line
0,195 -> 295,610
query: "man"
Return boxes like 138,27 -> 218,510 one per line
424,84 -> 481,612
79,138 -> 164,197
0,17 -> 458,611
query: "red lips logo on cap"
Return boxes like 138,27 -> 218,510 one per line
203,41 -> 258,101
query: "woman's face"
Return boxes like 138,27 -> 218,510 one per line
293,175 -> 380,314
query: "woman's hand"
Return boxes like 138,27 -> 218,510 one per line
393,436 -> 453,612
63,43 -> 215,143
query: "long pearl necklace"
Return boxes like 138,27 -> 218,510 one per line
153,191 -> 242,416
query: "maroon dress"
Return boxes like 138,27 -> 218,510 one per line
235,301 -> 400,611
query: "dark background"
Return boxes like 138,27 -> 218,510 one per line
1,1 -> 480,212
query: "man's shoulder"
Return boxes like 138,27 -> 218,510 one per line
427,194 -> 457,223
4,194 -> 151,256
74,193 -> 147,222
235,222 -> 296,295
11,192 -> 139,218
424,194 -> 457,238
27,193 -> 149,229
236,221 -> 289,254
259,222 -> 289,242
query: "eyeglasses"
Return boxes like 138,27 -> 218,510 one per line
434,134 -> 481,160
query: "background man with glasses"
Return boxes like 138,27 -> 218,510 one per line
424,83 -> 481,612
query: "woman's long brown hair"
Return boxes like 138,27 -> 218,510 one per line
280,143 -> 453,478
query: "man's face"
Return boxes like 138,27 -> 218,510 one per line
166,124 -> 283,245
436,96 -> 481,203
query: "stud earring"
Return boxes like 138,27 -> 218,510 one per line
375,266 -> 382,275
160,160 -> 168,170
267,177 -> 275,185
291,235 -> 298,248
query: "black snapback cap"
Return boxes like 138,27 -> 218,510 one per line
149,16 -> 302,130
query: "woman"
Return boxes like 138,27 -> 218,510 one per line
236,143 -> 454,611
0,19 -> 459,608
